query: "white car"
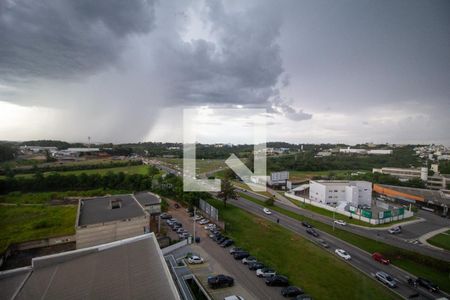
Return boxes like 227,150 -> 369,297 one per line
334,220 -> 347,226
263,208 -> 272,215
199,219 -> 210,225
193,215 -> 202,221
187,255 -> 204,264
256,267 -> 276,278
205,224 -> 216,230
335,249 -> 351,260
224,296 -> 244,300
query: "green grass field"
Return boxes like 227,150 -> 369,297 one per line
288,170 -> 354,181
1,164 -> 149,179
236,193 -> 450,292
158,157 -> 227,174
0,205 -> 77,253
427,230 -> 450,251
0,189 -> 133,205
208,198 -> 399,300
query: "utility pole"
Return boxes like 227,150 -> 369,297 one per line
333,206 -> 336,231
193,207 -> 196,243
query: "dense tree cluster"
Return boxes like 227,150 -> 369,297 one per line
0,144 -> 16,162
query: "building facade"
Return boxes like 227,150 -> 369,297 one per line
309,180 -> 372,207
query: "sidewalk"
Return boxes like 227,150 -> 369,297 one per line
418,227 -> 450,251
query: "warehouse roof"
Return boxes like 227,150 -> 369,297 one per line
377,184 -> 450,206
0,234 -> 180,300
134,191 -> 161,206
78,194 -> 147,226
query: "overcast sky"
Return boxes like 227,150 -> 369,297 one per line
0,0 -> 449,145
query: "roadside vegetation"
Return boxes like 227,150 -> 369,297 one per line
207,198 -> 399,300
237,192 -> 450,292
0,205 -> 77,254
427,230 -> 450,251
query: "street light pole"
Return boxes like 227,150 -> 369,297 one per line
193,207 -> 196,242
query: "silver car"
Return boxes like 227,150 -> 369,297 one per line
375,271 -> 396,288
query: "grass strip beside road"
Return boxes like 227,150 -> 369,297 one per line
0,205 -> 77,254
207,198 -> 399,300
237,192 -> 450,293
427,230 -> 450,251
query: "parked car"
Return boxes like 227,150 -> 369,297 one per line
207,274 -> 234,289
179,232 -> 190,239
193,215 -> 203,221
335,249 -> 351,260
160,213 -> 172,219
316,239 -> 329,248
205,224 -> 216,230
187,255 -> 204,264
263,207 -> 272,215
281,286 -> 304,297
199,219 -> 210,225
265,275 -> 289,286
375,271 -> 396,288
224,296 -> 244,300
217,236 -> 228,244
221,239 -> 234,248
256,267 -> 276,278
230,247 -> 245,254
301,221 -> 312,228
242,256 -> 257,264
334,220 -> 347,226
233,251 -> 250,260
372,252 -> 390,265
306,228 -> 319,237
295,295 -> 313,300
388,226 -> 402,234
176,228 -> 186,234
416,277 -> 439,292
248,262 -> 264,270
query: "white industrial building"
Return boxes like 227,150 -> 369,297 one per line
309,180 -> 372,207
339,148 -> 392,155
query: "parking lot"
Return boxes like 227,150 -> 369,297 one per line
165,200 -> 286,300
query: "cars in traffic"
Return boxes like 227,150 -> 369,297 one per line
316,239 -> 329,248
207,274 -> 234,289
263,207 -> 272,215
335,249 -> 351,260
187,255 -> 204,264
301,221 -> 312,228
375,271 -> 396,288
388,226 -> 402,234
256,267 -> 276,278
281,286 -> 304,297
306,228 -> 319,237
372,252 -> 390,265
416,277 -> 439,292
265,275 -> 289,286
334,220 -> 347,226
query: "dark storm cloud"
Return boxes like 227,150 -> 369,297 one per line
155,1 -> 311,121
0,0 -> 155,82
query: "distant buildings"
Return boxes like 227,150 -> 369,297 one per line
373,167 -> 450,190
0,234 -> 180,300
339,147 -> 392,155
309,180 -> 372,207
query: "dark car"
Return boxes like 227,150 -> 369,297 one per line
160,213 -> 172,219
416,277 -> 439,292
281,286 -> 304,297
221,239 -> 234,247
306,228 -> 319,237
233,251 -> 250,260
213,234 -> 224,242
316,239 -> 329,248
302,221 -> 312,228
229,247 -> 245,254
207,274 -> 234,289
217,236 -> 227,244
248,262 -> 265,270
295,295 -> 313,300
265,275 -> 289,286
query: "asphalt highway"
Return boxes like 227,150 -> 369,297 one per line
239,189 -> 450,262
230,196 -> 449,300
